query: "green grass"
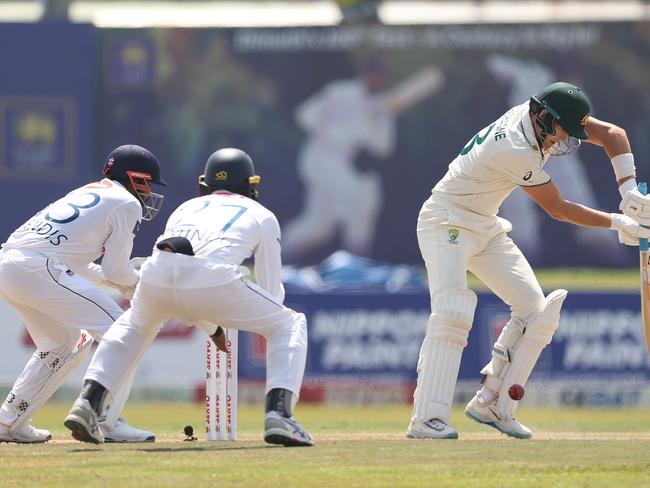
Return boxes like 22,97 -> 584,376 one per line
470,268 -> 640,291
3,403 -> 650,487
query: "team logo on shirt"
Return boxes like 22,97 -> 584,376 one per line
448,228 -> 460,244
523,171 -> 532,181
215,171 -> 228,181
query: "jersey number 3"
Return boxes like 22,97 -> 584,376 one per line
44,193 -> 101,224
459,123 -> 495,156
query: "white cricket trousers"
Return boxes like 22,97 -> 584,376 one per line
85,251 -> 308,398
417,197 -> 546,321
0,250 -> 124,425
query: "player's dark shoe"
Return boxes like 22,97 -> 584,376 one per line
264,411 -> 315,447
64,398 -> 104,444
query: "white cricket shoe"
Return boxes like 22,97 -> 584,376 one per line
264,411 -> 315,447
98,416 -> 155,443
0,422 -> 52,444
406,418 -> 458,439
464,394 -> 532,439
64,398 -> 104,444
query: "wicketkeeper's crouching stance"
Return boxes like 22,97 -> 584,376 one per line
0,145 -> 166,443
409,82 -> 650,440
65,148 -> 314,446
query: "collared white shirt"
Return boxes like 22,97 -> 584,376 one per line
433,102 -> 551,219
3,179 -> 141,285
157,191 -> 285,302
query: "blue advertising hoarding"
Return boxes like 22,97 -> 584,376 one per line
0,23 -> 96,236
236,291 -> 649,391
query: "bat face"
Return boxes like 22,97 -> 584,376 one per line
640,250 -> 650,356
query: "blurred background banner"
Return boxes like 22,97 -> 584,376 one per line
92,22 -> 650,266
1,16 -> 650,407
0,22 -> 95,234
1,288 -> 647,406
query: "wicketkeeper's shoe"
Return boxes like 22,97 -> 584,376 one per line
406,418 -> 458,439
264,411 -> 315,447
64,398 -> 104,444
98,416 -> 155,443
464,394 -> 532,439
0,422 -> 52,443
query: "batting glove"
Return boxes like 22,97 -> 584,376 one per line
620,189 -> 650,226
610,213 -> 650,245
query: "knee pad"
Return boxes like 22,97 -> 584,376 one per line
427,287 -> 478,346
524,288 -> 567,345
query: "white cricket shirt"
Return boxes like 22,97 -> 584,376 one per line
2,179 -> 142,285
152,191 -> 284,302
432,102 -> 551,231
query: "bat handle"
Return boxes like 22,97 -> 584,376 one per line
639,182 -> 649,252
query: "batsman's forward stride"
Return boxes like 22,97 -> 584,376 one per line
409,82 -> 650,440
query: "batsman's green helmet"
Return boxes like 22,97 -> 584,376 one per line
532,82 -> 592,139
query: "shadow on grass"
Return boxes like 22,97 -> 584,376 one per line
137,444 -> 275,453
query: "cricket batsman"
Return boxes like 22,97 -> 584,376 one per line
408,82 -> 650,439
64,148 -> 314,447
0,145 -> 166,443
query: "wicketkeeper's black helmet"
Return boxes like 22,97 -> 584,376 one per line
198,148 -> 261,200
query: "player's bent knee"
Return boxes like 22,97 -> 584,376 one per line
427,288 -> 477,346
292,311 -> 307,340
525,288 -> 567,345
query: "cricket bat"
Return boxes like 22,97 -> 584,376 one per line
638,182 -> 650,356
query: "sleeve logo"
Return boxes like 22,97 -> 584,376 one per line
523,171 -> 532,181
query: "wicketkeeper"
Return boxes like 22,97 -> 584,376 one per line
64,148 -> 314,447
409,82 -> 650,440
0,145 -> 165,443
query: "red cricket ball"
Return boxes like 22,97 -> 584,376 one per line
508,384 -> 525,401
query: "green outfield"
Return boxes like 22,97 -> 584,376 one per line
470,267 -> 640,291
3,403 -> 650,487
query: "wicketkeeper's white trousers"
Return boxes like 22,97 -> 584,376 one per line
85,251 -> 308,398
0,250 -> 127,426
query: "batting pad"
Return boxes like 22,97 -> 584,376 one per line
412,288 -> 477,424
495,289 -> 567,418
480,316 -> 526,393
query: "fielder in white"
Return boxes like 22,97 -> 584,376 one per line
283,59 -> 443,261
408,82 -> 650,440
64,148 -> 315,446
0,144 -> 166,443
